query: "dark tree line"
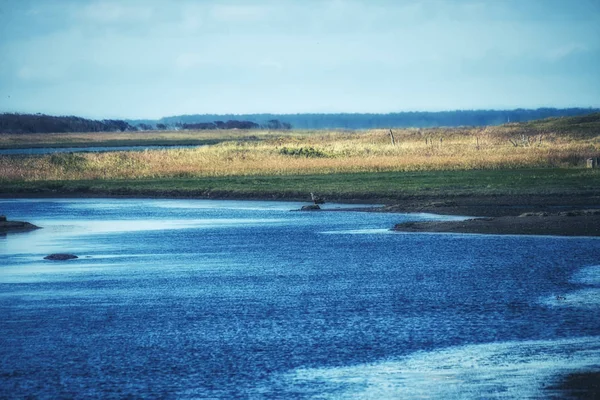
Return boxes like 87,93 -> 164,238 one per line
0,113 -> 291,133
176,119 -> 291,130
0,113 -> 137,134
179,120 -> 261,130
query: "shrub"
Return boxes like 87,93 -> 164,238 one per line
279,147 -> 329,158
49,153 -> 87,172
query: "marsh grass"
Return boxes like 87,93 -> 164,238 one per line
1,117 -> 599,183
0,129 -> 315,148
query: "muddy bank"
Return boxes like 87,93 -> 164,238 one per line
371,195 -> 600,218
2,192 -> 600,236
2,192 -> 600,217
393,210 -> 600,236
546,371 -> 600,399
0,219 -> 40,233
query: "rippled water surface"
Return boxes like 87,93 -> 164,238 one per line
1,199 -> 599,398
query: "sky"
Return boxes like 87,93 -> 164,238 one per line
0,0 -> 599,119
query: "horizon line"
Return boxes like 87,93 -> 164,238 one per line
2,106 -> 599,121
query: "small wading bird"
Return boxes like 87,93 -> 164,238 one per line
310,192 -> 325,205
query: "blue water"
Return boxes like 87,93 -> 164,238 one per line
0,145 -> 203,155
1,199 -> 599,399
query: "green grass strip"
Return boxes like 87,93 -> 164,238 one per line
1,168 -> 599,201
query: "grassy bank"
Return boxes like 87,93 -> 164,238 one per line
1,114 -> 598,201
2,169 -> 599,201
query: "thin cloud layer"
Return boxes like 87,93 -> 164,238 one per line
0,0 -> 598,118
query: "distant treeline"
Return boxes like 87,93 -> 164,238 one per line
0,113 -> 288,134
2,108 -> 599,133
179,119 -> 291,130
0,113 -> 136,134
155,108 -> 599,129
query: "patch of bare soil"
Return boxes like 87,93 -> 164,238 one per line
378,194 -> 600,218
545,371 -> 600,399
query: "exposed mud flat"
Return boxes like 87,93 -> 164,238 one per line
393,211 -> 600,237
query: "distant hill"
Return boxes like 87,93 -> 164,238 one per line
493,112 -> 600,138
155,108 -> 600,129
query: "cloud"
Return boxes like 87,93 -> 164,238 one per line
2,0 -> 599,117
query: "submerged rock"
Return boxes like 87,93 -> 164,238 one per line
300,205 -> 321,211
44,254 -> 78,261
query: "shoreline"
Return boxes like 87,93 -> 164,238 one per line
392,213 -> 600,237
2,191 -> 600,237
546,371 -> 600,398
2,191 -> 599,210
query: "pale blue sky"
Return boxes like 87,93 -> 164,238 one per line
1,0 -> 599,119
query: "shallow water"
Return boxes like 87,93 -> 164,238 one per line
0,199 -> 599,398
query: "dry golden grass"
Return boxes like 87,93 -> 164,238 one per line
1,126 -> 598,182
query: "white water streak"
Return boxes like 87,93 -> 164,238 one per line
287,337 -> 600,399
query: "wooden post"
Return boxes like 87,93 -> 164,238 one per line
389,129 -> 396,146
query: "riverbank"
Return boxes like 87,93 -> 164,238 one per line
3,187 -> 600,236
2,187 -> 600,214
356,196 -> 600,236
0,218 -> 40,233
393,212 -> 600,236
546,371 -> 600,398
2,167 -> 600,237
1,168 -> 599,202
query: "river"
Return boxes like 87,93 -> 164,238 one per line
1,198 -> 599,398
